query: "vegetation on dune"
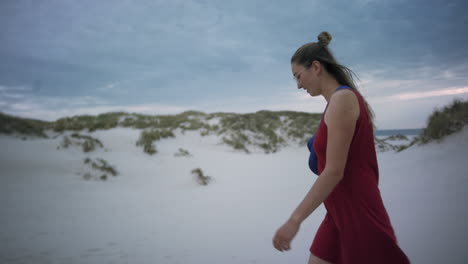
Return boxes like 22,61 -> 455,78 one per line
136,129 -> 175,155
124,110 -> 321,154
222,133 -> 251,153
3,99 -> 468,155
217,110 -> 320,153
374,135 -> 411,152
385,134 -> 408,141
53,112 -> 125,132
71,133 -> 104,152
191,168 -> 212,186
0,112 -> 49,138
174,148 -> 192,157
82,157 -> 118,181
58,133 -> 104,152
381,98 -> 468,152
278,111 -> 321,143
9,102 -> 466,184
51,111 -> 212,132
419,98 -> 468,143
0,110 -> 323,153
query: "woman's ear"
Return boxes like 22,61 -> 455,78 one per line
311,60 -> 322,76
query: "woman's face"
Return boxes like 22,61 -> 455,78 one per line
292,62 -> 320,96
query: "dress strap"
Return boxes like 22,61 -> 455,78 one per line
335,85 -> 352,92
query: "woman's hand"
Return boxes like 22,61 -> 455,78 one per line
273,219 -> 300,252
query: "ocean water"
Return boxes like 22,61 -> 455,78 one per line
374,129 -> 422,136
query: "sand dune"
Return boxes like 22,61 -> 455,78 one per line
1,127 -> 467,263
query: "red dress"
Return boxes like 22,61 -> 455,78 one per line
310,87 -> 410,263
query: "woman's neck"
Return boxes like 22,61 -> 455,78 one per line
321,75 -> 341,103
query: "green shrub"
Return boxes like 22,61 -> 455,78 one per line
0,112 -> 49,137
136,129 -> 175,155
395,142 -> 414,152
93,158 -> 118,176
174,148 -> 192,157
87,158 -> 118,176
3,110 -> 325,153
121,117 -> 137,127
386,134 -> 409,141
215,110 -> 319,153
145,144 -> 157,155
81,158 -> 118,181
222,133 -> 250,153
374,137 -> 397,152
375,134 -> 415,152
419,98 -> 468,143
259,128 -> 285,153
88,112 -> 121,132
71,133 -> 104,152
53,115 -> 92,132
52,112 -> 125,132
58,133 -> 104,152
60,136 -> 72,149
282,111 -> 320,143
191,168 -> 212,186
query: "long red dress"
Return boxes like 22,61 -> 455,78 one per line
310,86 -> 410,263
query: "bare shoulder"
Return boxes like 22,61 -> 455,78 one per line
325,89 -> 360,124
330,89 -> 358,107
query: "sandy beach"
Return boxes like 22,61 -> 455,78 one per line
1,126 -> 467,263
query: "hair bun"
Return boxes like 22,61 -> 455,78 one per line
317,31 -> 332,47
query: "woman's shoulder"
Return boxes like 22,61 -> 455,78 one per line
329,88 -> 359,110
325,88 -> 360,123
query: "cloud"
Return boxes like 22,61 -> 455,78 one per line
355,61 -> 468,99
0,85 -> 32,92
95,82 -> 130,95
1,0 -> 467,130
391,86 -> 468,101
0,91 -> 190,121
368,86 -> 468,103
1,93 -> 26,99
0,84 -> 33,101
2,82 -> 467,130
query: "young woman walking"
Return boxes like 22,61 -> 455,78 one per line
273,32 -> 410,264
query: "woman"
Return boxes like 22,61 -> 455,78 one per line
272,32 -> 410,264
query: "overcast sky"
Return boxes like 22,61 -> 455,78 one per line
1,0 -> 467,129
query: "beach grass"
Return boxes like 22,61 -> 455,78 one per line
83,157 -> 118,181
191,167 -> 212,186
58,133 -> 104,152
1,110 -> 322,153
419,98 -> 468,143
7,100 -> 467,154
136,129 -> 175,155
0,112 -> 49,138
174,148 -> 192,157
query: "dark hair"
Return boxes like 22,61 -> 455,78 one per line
291,32 -> 375,127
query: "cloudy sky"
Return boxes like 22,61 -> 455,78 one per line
1,0 -> 467,129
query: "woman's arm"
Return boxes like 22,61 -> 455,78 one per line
273,90 -> 359,251
289,89 -> 359,224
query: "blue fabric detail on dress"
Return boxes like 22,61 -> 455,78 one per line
335,85 -> 352,92
307,135 -> 318,174
307,85 -> 352,175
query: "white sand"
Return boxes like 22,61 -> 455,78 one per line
1,127 -> 467,263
